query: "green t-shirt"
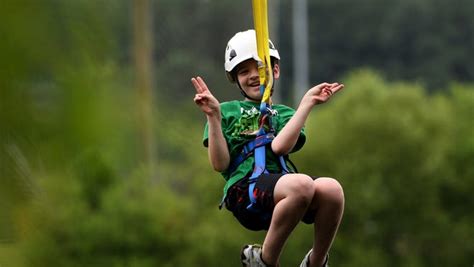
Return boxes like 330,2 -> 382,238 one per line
202,100 -> 306,198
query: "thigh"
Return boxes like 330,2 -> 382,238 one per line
273,173 -> 315,203
273,174 -> 321,224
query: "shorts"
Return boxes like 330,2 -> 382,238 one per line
224,173 -> 317,231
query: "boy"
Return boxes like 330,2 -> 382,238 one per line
191,29 -> 345,267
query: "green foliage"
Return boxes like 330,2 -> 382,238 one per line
293,70 -> 474,266
1,70 -> 472,267
18,171 -> 192,267
1,1 -> 473,266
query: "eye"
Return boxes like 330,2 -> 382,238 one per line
238,68 -> 249,75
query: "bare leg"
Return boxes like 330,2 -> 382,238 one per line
308,177 -> 345,267
261,174 -> 315,266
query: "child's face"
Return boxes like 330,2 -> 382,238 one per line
235,59 -> 280,102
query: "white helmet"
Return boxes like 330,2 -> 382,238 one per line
224,29 -> 280,83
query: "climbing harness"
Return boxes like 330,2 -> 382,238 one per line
244,0 -> 291,212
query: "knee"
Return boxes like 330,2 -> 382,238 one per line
287,174 -> 315,205
274,174 -> 315,206
315,177 -> 345,206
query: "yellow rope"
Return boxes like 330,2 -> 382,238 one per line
252,0 -> 273,106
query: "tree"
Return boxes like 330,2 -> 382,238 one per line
293,69 -> 474,266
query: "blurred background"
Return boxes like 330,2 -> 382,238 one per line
1,0 -> 473,266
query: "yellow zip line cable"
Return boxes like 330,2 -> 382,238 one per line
252,0 -> 273,106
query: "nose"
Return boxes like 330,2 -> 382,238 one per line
249,66 -> 260,81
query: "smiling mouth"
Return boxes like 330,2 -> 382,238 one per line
249,83 -> 260,88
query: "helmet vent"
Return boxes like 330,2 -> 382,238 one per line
269,41 -> 275,49
229,49 -> 237,61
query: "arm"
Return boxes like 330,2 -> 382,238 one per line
271,82 -> 344,155
206,113 -> 230,172
192,76 -> 230,172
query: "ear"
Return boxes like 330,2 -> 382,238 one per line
273,63 -> 280,79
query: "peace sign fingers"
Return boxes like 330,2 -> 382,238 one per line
191,76 -> 211,95
191,76 -> 221,117
329,83 -> 344,94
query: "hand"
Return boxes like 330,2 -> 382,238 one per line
191,76 -> 221,117
301,82 -> 344,108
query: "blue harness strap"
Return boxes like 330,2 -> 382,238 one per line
246,146 -> 290,212
226,132 -> 275,175
246,103 -> 290,213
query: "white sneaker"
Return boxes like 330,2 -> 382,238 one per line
240,244 -> 268,267
299,249 -> 329,267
